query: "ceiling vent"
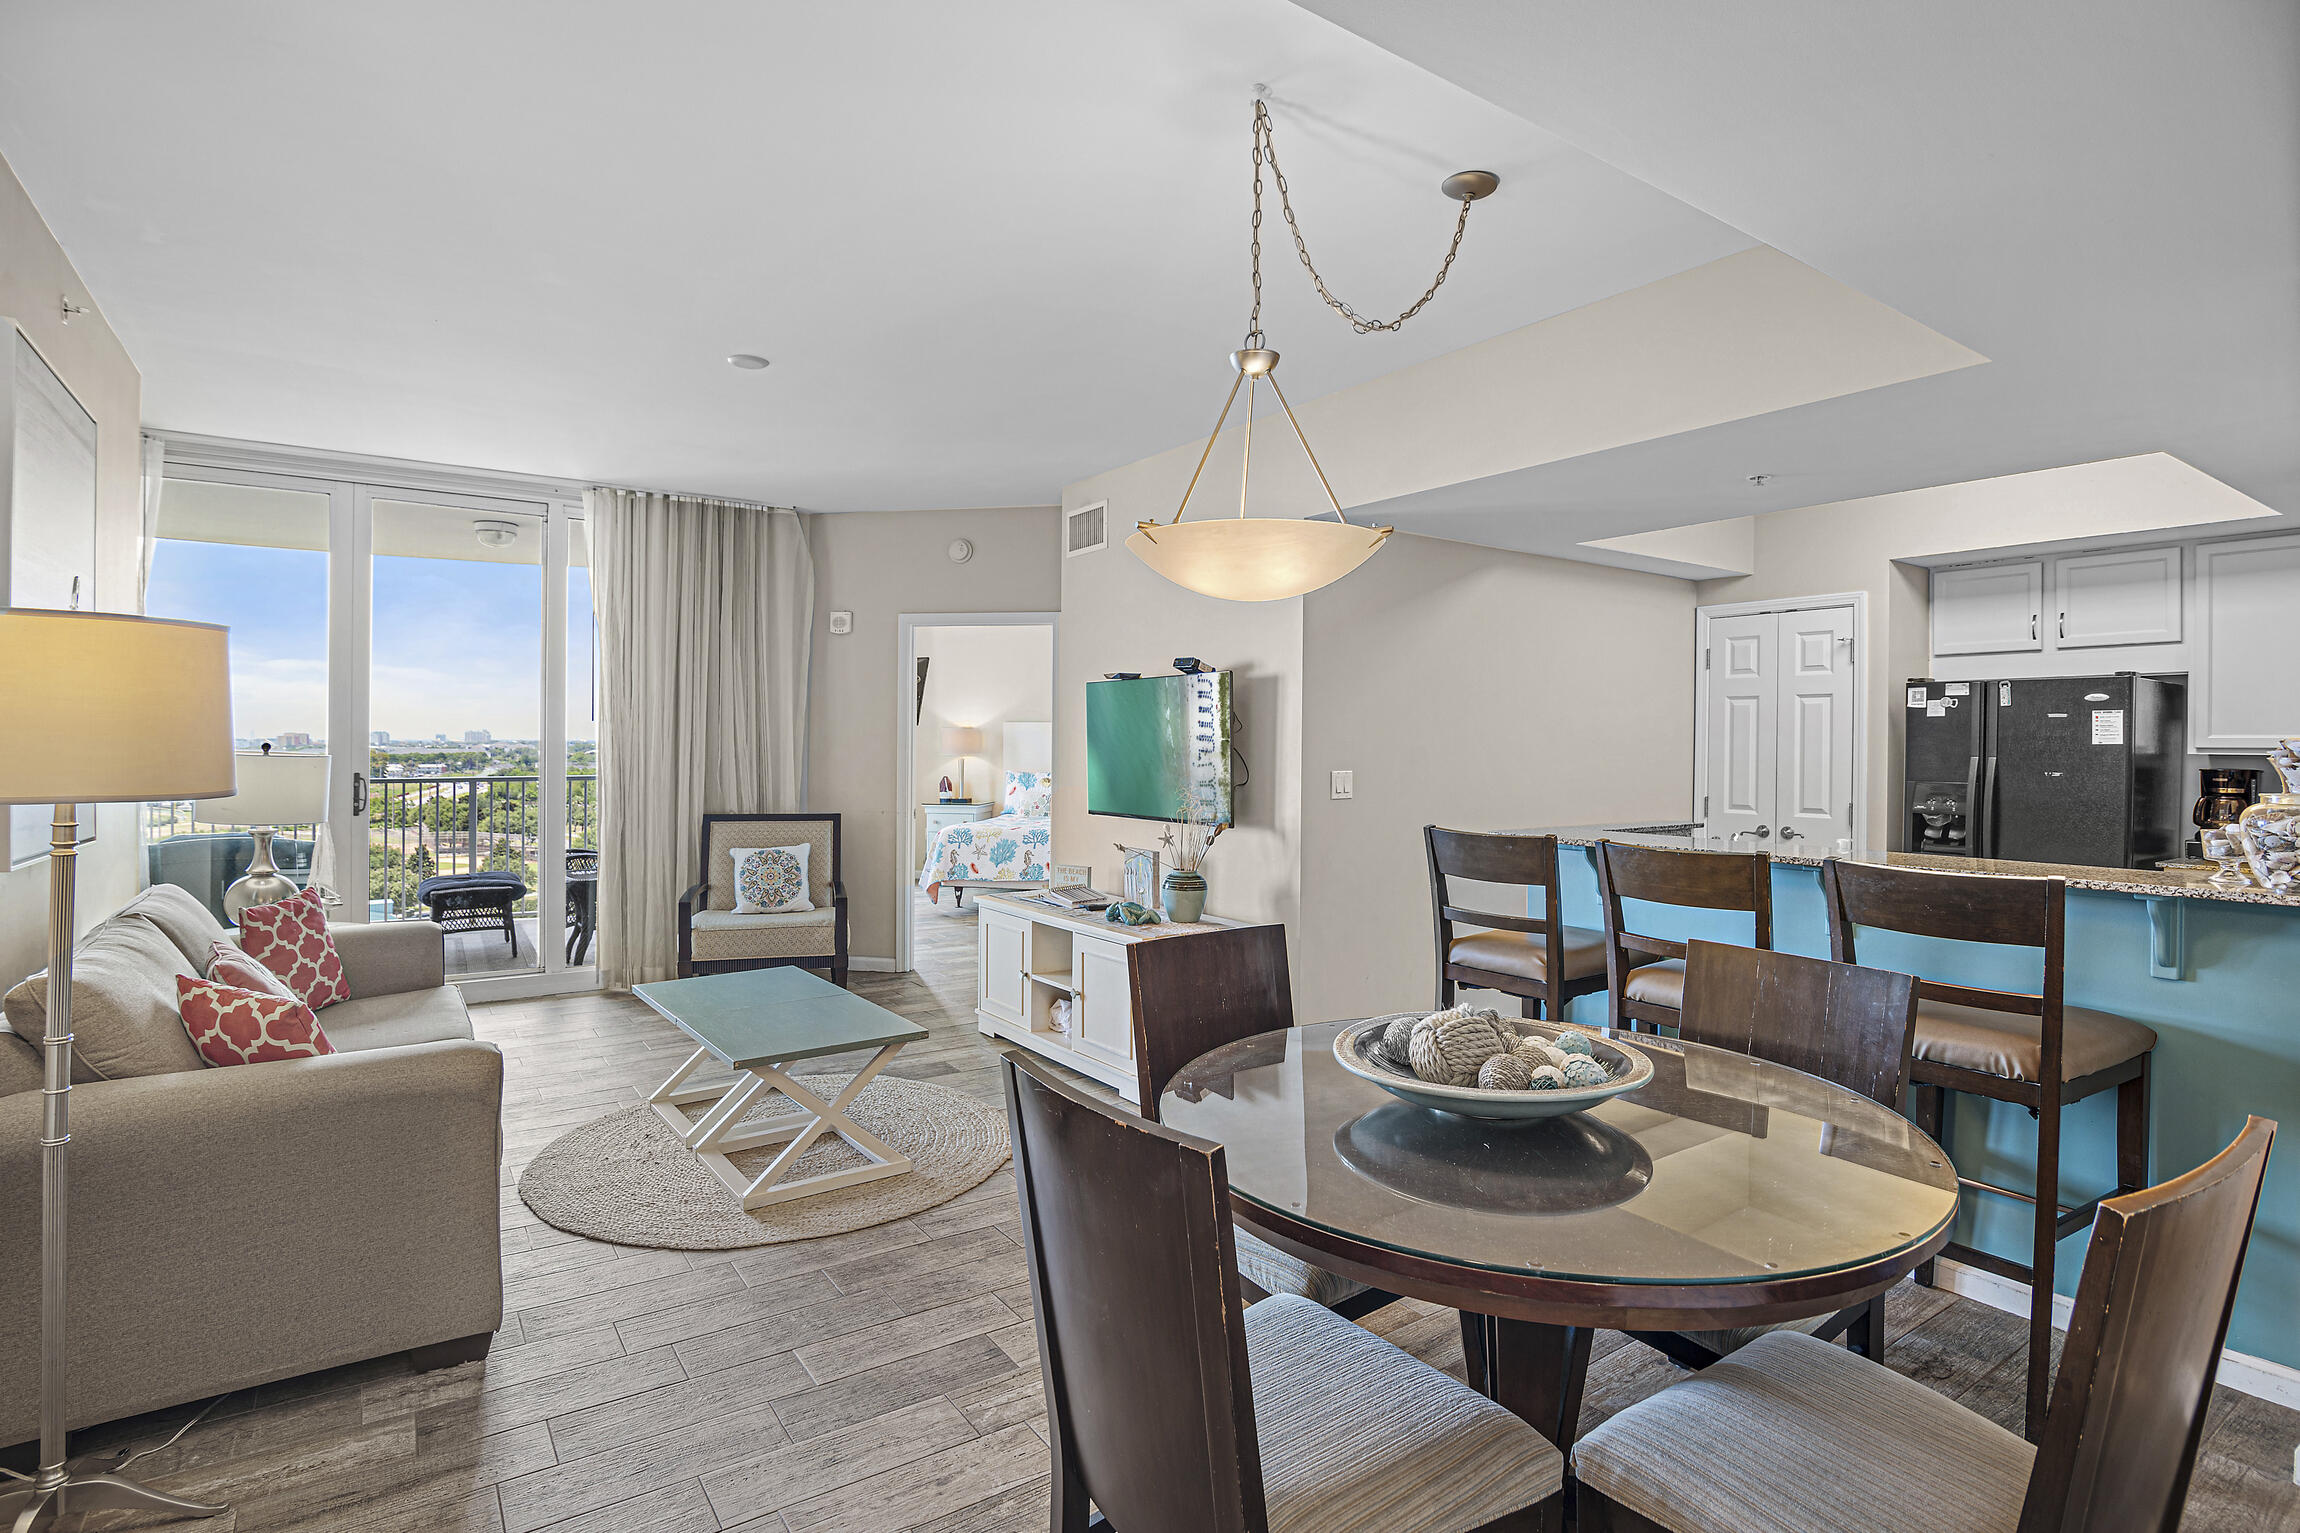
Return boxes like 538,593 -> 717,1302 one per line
1066,501 -> 1107,557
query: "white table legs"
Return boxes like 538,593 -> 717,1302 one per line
647,1044 -> 914,1209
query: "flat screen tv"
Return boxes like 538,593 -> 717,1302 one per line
1086,671 -> 1234,826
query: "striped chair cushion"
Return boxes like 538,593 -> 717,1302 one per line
1245,1294 -> 1561,1533
1234,1227 -> 1369,1309
1573,1330 -> 2033,1533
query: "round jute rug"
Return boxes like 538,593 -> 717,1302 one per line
516,1073 -> 1010,1250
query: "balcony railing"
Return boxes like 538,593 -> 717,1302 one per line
147,773 -> 598,921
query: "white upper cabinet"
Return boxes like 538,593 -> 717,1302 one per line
2194,533 -> 2300,751
2051,547 -> 2182,648
1932,561 -> 2043,655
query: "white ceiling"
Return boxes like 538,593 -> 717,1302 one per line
1292,0 -> 2300,548
0,0 -> 1758,510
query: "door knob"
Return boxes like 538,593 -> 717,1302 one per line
1777,827 -> 1802,841
1754,825 -> 1771,839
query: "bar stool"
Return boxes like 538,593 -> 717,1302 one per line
1425,828 -> 1611,1018
1821,858 -> 2157,1440
1593,840 -> 1772,1032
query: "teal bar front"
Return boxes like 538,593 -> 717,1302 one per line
1543,846 -> 2299,1372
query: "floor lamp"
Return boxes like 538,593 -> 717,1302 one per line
0,610 -> 236,1530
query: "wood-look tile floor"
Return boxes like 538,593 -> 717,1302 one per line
41,888 -> 2300,1530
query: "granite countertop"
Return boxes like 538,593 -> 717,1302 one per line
1516,822 -> 2300,907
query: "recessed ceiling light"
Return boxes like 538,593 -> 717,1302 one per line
727,353 -> 770,370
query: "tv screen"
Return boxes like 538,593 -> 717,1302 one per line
1086,671 -> 1233,826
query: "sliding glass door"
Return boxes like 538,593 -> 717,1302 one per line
142,458 -> 591,992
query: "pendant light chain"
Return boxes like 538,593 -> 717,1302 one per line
1249,98 -> 1481,339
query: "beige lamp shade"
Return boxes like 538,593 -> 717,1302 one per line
0,610 -> 235,806
942,725 -> 984,756
205,750 -> 330,826
1126,518 -> 1391,603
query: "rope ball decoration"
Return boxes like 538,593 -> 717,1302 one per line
1368,1006 -> 1618,1094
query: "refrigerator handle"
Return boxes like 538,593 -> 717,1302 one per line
1980,753 -> 1999,859
1963,753 -> 1981,853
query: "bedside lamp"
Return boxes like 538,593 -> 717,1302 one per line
0,610 -> 235,1528
942,725 -> 983,802
207,743 -> 331,921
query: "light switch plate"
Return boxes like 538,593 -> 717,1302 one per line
828,610 -> 853,634
1331,770 -> 1354,800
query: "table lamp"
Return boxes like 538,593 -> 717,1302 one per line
0,610 -> 235,1530
206,743 -> 331,921
942,725 -> 983,802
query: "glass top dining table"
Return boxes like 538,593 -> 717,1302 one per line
1160,1020 -> 1959,1445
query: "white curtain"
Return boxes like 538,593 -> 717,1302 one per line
589,488 -> 813,989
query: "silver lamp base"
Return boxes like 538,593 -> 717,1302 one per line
222,826 -> 297,923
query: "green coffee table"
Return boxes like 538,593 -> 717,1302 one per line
635,968 -> 929,1209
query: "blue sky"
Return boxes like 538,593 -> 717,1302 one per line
147,540 -> 594,743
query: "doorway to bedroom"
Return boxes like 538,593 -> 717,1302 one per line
896,615 -> 1056,981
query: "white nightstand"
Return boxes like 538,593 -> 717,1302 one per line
920,800 -> 995,869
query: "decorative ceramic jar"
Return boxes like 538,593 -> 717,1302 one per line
2234,739 -> 2300,894
1161,868 -> 1207,923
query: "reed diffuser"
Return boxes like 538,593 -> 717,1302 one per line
1160,786 -> 1225,922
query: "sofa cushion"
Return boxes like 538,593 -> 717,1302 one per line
0,1028 -> 41,1098
207,941 -> 300,1002
2,915 -> 206,1081
177,975 -> 335,1067
318,986 -> 474,1053
689,907 -> 837,962
119,882 -> 233,971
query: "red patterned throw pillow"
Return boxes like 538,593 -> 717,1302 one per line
233,886 -> 350,1009
176,975 -> 335,1066
207,940 -> 300,1003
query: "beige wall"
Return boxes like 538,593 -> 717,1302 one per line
1296,533 -> 1696,1022
1057,447 -> 1307,951
803,507 -> 1059,961
1,153 -> 145,991
1693,453 -> 2273,849
911,624 -> 1053,857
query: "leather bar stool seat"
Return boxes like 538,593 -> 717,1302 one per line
1446,925 -> 1608,985
1619,958 -> 1686,1009
1914,999 -> 2156,1084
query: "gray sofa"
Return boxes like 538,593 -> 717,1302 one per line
0,884 -> 503,1446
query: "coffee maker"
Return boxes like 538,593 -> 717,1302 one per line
2193,767 -> 2259,851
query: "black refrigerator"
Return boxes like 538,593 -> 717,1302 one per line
1902,673 -> 2185,868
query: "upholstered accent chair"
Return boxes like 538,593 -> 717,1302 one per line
677,813 -> 848,986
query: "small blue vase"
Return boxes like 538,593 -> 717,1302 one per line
1161,869 -> 1207,924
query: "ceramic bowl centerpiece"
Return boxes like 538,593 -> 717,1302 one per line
1332,1010 -> 1652,1122
2235,738 -> 2300,895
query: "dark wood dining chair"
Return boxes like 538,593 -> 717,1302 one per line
1572,1116 -> 2275,1533
1131,932 -> 1401,1323
1003,1051 -> 1565,1533
1594,841 -> 1772,1032
1623,939 -> 1918,1370
1426,828 -> 1611,1019
1822,858 -> 2157,1438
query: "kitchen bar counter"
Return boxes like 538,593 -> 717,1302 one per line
1517,821 -> 2300,905
1491,821 -> 2300,1380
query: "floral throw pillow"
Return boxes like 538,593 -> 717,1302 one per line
1003,771 -> 1053,819
731,843 -> 814,914
176,974 -> 335,1067
233,886 -> 351,1009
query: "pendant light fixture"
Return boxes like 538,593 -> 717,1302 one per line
1128,97 -> 1498,602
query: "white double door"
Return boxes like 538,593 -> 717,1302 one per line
1701,603 -> 1857,855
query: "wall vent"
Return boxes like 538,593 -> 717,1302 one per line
1066,500 -> 1107,557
